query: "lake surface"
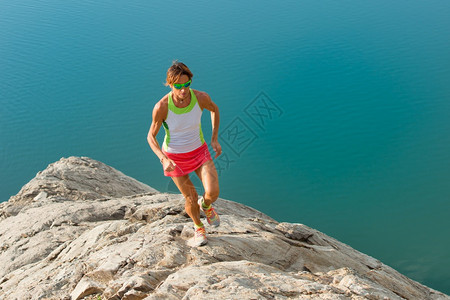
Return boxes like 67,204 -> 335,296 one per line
1,0 -> 449,294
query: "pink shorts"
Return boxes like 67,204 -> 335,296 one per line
163,143 -> 212,177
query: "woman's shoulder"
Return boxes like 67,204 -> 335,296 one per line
155,94 -> 169,107
192,89 -> 211,102
153,94 -> 169,118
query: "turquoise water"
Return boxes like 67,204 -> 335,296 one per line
1,0 -> 449,293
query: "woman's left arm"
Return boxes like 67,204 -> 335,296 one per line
198,91 -> 222,158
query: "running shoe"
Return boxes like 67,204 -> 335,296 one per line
198,198 -> 220,227
193,226 -> 207,247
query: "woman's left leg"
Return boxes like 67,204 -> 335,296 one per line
195,159 -> 219,207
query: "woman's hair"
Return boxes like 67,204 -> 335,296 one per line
165,61 -> 193,86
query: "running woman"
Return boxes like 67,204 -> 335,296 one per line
147,61 -> 222,247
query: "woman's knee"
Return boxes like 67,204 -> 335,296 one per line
205,187 -> 219,202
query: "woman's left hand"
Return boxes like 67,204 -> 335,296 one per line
211,140 -> 222,158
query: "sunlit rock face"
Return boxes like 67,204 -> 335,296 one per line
0,157 -> 447,300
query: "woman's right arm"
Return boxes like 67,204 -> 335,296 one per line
147,100 -> 176,172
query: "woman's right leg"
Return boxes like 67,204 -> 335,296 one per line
171,175 -> 201,225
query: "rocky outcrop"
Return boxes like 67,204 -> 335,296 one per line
0,157 -> 448,300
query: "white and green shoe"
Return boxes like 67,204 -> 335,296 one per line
193,226 -> 207,247
198,197 -> 220,227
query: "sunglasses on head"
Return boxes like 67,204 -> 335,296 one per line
173,80 -> 191,90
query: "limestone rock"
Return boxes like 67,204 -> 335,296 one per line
0,157 -> 448,300
3,156 -> 156,217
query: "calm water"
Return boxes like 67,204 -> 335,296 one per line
1,0 -> 449,294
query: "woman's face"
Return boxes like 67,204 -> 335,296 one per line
171,74 -> 191,101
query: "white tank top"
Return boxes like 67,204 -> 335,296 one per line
162,89 -> 205,154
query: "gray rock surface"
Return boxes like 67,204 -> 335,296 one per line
0,156 -> 448,300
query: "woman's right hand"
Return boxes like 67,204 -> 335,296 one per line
161,157 -> 177,172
